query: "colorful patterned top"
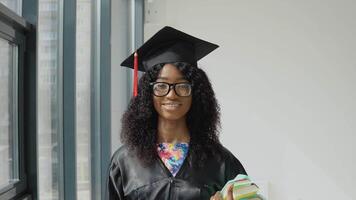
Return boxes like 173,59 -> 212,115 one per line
157,142 -> 189,177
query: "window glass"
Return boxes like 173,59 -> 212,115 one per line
37,0 -> 61,199
0,37 -> 18,190
76,0 -> 92,199
0,0 -> 22,15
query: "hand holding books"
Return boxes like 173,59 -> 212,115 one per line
220,174 -> 264,200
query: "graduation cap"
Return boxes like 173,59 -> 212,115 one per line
121,26 -> 219,96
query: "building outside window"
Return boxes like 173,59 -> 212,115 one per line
76,0 -> 92,199
37,0 -> 61,199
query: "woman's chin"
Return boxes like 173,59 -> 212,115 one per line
159,112 -> 186,121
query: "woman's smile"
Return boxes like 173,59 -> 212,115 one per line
162,102 -> 182,110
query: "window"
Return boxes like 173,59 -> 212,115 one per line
76,0 -> 92,199
37,0 -> 61,200
0,0 -> 21,15
0,36 -> 18,191
0,2 -> 30,199
37,0 -> 61,198
1,0 -> 112,199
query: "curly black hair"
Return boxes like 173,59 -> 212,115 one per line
121,62 -> 224,168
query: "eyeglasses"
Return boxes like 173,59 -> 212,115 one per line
150,82 -> 192,97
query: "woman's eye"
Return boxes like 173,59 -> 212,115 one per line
156,84 -> 167,90
177,84 -> 190,90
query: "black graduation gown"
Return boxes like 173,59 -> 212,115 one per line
107,145 -> 247,200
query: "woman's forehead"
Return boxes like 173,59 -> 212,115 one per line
157,64 -> 186,81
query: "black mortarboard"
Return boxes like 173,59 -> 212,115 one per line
121,26 -> 219,72
121,26 -> 219,96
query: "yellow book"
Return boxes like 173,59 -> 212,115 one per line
221,174 -> 262,200
234,184 -> 259,200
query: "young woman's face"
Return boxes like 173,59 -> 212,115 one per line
152,63 -> 192,121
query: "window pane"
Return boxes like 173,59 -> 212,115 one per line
0,38 -> 18,189
76,0 -> 92,199
37,0 -> 61,199
0,0 -> 22,15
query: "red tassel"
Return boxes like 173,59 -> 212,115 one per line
133,52 -> 138,97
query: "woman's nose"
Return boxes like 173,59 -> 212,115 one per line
166,86 -> 178,99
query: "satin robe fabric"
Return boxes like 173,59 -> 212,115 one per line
107,145 -> 247,200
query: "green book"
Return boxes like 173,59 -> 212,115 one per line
220,174 -> 264,200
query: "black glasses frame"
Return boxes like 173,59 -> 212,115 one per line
150,82 -> 193,97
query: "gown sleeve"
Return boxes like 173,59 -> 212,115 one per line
224,149 -> 248,182
107,156 -> 125,200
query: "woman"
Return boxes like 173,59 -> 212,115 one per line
108,26 -> 247,200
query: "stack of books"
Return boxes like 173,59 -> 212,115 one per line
220,174 -> 264,200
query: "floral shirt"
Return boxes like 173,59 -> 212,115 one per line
157,142 -> 189,177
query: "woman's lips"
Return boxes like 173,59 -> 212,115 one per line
162,103 -> 181,110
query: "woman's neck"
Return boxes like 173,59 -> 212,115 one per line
157,117 -> 190,144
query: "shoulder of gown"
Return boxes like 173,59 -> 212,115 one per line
107,145 -> 130,200
218,145 -> 248,181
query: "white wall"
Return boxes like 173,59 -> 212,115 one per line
144,0 -> 356,199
